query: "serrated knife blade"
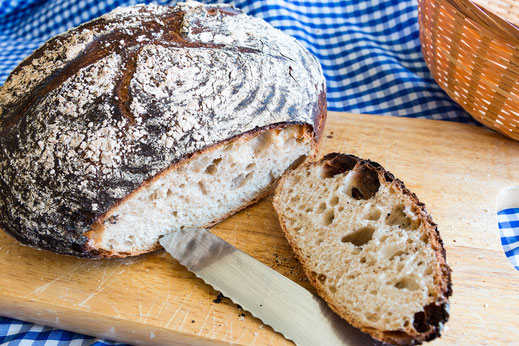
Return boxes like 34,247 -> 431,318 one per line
159,228 -> 375,345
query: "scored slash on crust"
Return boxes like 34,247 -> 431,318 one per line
0,2 -> 326,257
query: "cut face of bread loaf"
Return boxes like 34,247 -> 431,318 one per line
273,153 -> 452,345
0,2 -> 326,257
87,125 -> 311,256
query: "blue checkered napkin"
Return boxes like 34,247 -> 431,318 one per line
498,208 -> 519,271
0,317 -> 128,345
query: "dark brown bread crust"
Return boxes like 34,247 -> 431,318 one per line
0,3 -> 326,257
274,153 -> 452,345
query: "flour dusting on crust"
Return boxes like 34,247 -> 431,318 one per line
0,1 -> 325,256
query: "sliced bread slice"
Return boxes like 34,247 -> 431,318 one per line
273,153 -> 452,345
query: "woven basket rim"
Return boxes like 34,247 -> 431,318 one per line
446,0 -> 519,44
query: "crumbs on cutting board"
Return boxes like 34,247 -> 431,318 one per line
213,292 -> 226,303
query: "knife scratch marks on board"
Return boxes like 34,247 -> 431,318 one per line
198,307 -> 212,335
251,325 -> 263,345
142,304 -> 154,323
211,313 -> 229,340
231,218 -> 241,246
156,275 -> 173,317
111,305 -> 122,319
268,332 -> 275,345
156,290 -> 171,317
178,307 -> 190,331
210,314 -> 218,339
235,329 -> 247,344
251,332 -> 258,345
24,262 -> 89,298
164,291 -> 193,329
78,262 -> 125,307
224,316 -> 233,343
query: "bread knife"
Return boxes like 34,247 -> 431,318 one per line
159,228 -> 376,345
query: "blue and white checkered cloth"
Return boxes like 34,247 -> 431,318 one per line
498,208 -> 519,271
1,0 -> 517,345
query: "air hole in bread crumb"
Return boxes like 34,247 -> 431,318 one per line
360,257 -> 366,263
179,184 -> 185,189
253,132 -> 275,155
231,172 -> 254,190
338,206 -> 344,212
198,181 -> 208,195
268,172 -> 276,185
389,250 -> 405,261
366,313 -> 379,322
317,274 -> 326,282
404,320 -> 410,328
125,235 -> 135,247
150,191 -> 160,200
342,226 -> 375,247
350,187 -> 363,200
386,204 -> 412,228
364,207 -> 382,221
322,210 -> 335,225
425,267 -> 433,275
288,154 -> 308,171
395,277 -> 419,291
167,189 -> 174,197
329,195 -> 339,206
205,164 -> 217,175
246,163 -> 256,170
329,286 -> 337,293
172,211 -> 178,217
317,202 -> 327,213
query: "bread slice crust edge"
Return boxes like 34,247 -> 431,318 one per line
273,153 -> 452,345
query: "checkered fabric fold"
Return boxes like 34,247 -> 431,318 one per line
0,317 -> 127,345
498,208 -> 519,271
0,0 -> 496,344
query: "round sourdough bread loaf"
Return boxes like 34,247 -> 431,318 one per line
0,2 -> 326,257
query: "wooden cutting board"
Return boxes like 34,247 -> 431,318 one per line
1,112 -> 518,345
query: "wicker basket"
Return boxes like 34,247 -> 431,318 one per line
418,0 -> 519,140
